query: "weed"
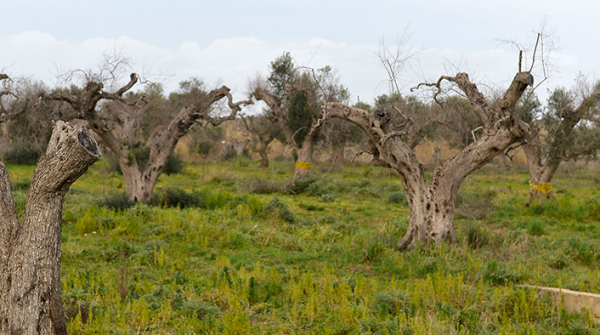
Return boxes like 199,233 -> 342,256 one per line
483,260 -> 521,285
319,193 -> 335,202
238,178 -> 283,194
388,191 -> 407,205
464,221 -> 490,249
527,220 -> 546,236
264,197 -> 296,223
96,192 -> 134,211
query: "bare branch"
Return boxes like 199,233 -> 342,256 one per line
381,131 -> 407,146
205,89 -> 253,126
99,73 -> 139,102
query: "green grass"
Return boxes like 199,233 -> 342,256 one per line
6,159 -> 600,334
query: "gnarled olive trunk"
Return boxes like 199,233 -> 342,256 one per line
119,162 -> 158,204
321,70 -> 533,249
523,141 -> 557,206
381,128 -> 521,250
0,121 -> 100,335
522,91 -> 600,206
293,129 -> 321,180
257,137 -> 272,168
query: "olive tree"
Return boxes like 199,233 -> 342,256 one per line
321,67 -> 534,250
523,81 -> 600,205
252,53 -> 349,179
1,121 -> 100,335
46,73 -> 251,203
241,112 -> 282,168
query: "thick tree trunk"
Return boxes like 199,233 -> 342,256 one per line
0,121 -> 100,335
234,138 -> 250,157
293,126 -> 323,181
322,67 -> 533,249
379,137 -> 462,250
257,138 -> 271,168
521,92 -> 599,206
398,182 -> 459,250
328,143 -> 346,164
523,143 -> 556,206
293,144 -> 314,180
120,162 -> 156,204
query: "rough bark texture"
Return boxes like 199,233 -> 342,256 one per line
322,71 -> 533,250
257,136 -> 273,168
240,115 -> 276,168
47,75 -> 251,203
0,121 -> 100,335
523,91 -> 600,206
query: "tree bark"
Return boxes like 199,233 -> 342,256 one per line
0,121 -> 100,335
257,135 -> 274,168
321,71 -> 533,250
523,91 -> 600,206
253,86 -> 324,180
48,76 -> 251,203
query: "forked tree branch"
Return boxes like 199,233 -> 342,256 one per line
204,89 -> 253,126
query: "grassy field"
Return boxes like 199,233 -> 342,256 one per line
7,158 -> 600,334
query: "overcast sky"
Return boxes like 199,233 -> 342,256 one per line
2,0 -> 599,106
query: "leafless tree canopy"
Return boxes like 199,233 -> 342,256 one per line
321,66 -> 534,249
45,69 -> 252,202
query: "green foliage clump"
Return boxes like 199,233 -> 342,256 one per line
464,221 -> 490,249
388,191 -> 407,205
153,188 -> 202,208
527,219 -> 546,236
567,237 -> 599,266
181,300 -> 222,319
239,178 -> 284,194
373,290 -> 412,316
2,143 -> 43,165
483,260 -> 522,285
288,177 -> 318,194
109,148 -> 184,175
96,192 -> 135,211
319,194 -> 335,202
264,197 -> 295,223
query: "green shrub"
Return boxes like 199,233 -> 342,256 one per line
288,177 -> 318,194
264,197 -> 295,223
96,192 -> 134,211
464,221 -> 490,249
153,188 -> 200,208
306,180 -> 329,196
567,237 -> 599,266
319,194 -> 335,202
388,192 -> 407,205
527,220 -> 546,236
181,300 -> 222,319
2,142 -> 44,165
456,189 -> 497,220
239,178 -> 283,194
299,203 -> 324,211
483,260 -> 521,285
373,290 -> 412,316
163,154 -> 184,175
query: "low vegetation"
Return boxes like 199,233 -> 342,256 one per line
7,159 -> 600,334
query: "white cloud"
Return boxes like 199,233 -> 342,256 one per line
1,31 -> 593,107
